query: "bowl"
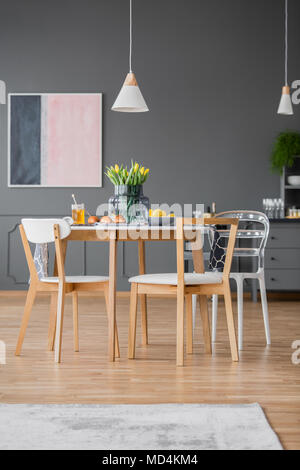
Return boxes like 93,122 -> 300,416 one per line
287,175 -> 300,186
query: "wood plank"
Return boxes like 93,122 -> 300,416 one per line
0,294 -> 299,450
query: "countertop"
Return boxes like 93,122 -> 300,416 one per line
269,218 -> 300,223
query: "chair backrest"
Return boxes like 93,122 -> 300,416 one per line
20,219 -> 71,284
176,217 -> 239,287
21,218 -> 71,243
214,210 -> 269,267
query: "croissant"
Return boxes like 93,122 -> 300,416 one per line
100,216 -> 112,224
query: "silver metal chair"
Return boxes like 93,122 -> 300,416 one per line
201,211 -> 271,350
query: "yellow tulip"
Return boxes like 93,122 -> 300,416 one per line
140,167 -> 145,175
144,168 -> 149,175
134,163 -> 139,173
115,164 -> 119,173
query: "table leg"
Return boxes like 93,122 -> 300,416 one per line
54,282 -> 66,363
138,240 -> 148,345
192,247 -> 205,274
48,292 -> 58,351
184,260 -> 190,273
108,232 -> 117,362
192,247 -> 210,339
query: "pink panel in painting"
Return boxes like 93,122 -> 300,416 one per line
46,95 -> 101,186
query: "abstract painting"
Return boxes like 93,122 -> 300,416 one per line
8,93 -> 102,187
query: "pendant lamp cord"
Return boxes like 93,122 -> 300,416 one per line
129,0 -> 133,73
285,0 -> 288,85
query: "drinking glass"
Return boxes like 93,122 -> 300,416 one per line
269,199 -> 275,219
274,199 -> 280,219
279,199 -> 285,219
265,199 -> 271,218
72,204 -> 85,225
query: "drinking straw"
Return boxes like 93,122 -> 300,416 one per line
72,194 -> 78,206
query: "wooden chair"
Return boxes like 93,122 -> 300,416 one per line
128,218 -> 239,366
15,219 -> 120,363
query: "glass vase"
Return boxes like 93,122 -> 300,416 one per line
108,185 -> 150,224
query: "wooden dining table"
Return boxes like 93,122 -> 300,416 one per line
64,224 -> 207,362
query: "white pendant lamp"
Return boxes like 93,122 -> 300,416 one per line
278,0 -> 293,115
112,0 -> 149,113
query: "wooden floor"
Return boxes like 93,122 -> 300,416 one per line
0,292 -> 299,450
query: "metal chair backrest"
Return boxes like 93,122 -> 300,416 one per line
215,211 -> 269,269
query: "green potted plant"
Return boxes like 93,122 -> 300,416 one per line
271,131 -> 300,174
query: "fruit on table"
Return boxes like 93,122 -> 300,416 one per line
149,209 -> 175,217
88,215 -> 100,224
100,216 -> 112,224
112,214 -> 126,224
151,209 -> 167,217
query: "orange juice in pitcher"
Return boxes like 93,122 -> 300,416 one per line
72,204 -> 85,225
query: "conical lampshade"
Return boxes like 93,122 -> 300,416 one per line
112,73 -> 149,113
278,86 -> 294,115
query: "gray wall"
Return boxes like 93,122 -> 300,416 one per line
0,0 -> 299,290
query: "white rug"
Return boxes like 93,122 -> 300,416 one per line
0,403 -> 282,450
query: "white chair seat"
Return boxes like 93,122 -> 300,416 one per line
129,272 -> 223,285
41,276 -> 109,284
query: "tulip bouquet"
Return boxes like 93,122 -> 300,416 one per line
106,161 -> 150,224
105,161 -> 150,186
